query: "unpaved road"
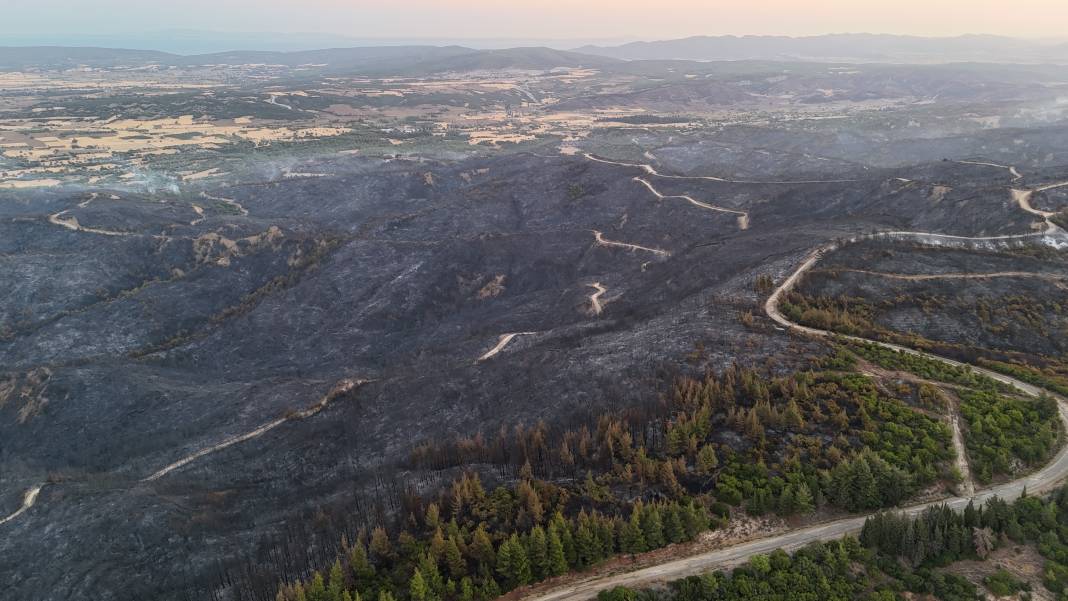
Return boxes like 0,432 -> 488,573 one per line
2,379 -> 365,527
200,191 -> 249,216
592,230 -> 671,257
816,267 -> 1068,283
265,93 -> 294,111
144,379 -> 363,482
949,410 -> 975,497
48,210 -> 133,237
0,486 -> 43,527
957,160 -> 1023,181
1037,181 -> 1068,193
583,153 -> 863,185
587,283 -> 607,315
633,177 -> 750,230
477,333 -> 535,363
521,228 -> 1068,601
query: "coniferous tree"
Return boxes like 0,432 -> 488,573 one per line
517,480 -> 545,525
795,482 -> 815,514
307,573 -> 327,601
547,529 -> 568,576
429,528 -> 447,562
664,505 -> 687,544
418,552 -> 444,595
458,578 -> 474,601
470,526 -> 495,568
444,535 -> 466,580
641,505 -> 666,549
696,444 -> 718,474
497,534 -> 532,589
425,503 -> 441,529
620,508 -> 647,554
528,526 -> 549,579
327,560 -> 345,601
575,523 -> 599,567
370,527 -> 393,562
350,543 -> 376,583
409,569 -> 431,601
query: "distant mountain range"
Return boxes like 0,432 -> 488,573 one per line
0,30 -> 635,55
575,34 -> 1068,64
0,45 -> 619,73
3,34 -> 1068,73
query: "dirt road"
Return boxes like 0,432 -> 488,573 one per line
48,210 -> 133,237
143,379 -> 363,482
0,486 -> 43,527
200,191 -> 249,216
949,411 -> 975,497
587,283 -> 607,315
633,177 -> 750,230
956,160 -> 1023,181
816,267 -> 1068,283
592,230 -> 671,257
477,333 -> 535,363
520,228 -> 1068,601
583,153 -> 862,185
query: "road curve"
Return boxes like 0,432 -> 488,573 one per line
47,210 -> 134,237
955,160 -> 1023,181
0,486 -> 43,527
587,283 -> 608,316
633,177 -> 750,230
592,230 -> 671,257
477,333 -> 536,363
521,229 -> 1068,601
583,153 -> 863,185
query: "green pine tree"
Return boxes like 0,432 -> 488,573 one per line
409,569 -> 431,601
528,526 -> 549,579
350,543 -> 376,582
327,560 -> 345,601
640,505 -> 665,549
444,535 -> 466,580
547,529 -> 568,576
795,482 -> 815,514
664,505 -> 686,544
696,444 -> 719,474
496,534 -> 532,589
307,573 -> 327,601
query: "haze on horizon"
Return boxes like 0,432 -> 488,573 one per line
3,0 -> 1068,44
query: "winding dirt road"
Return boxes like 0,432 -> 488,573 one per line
200,191 -> 249,216
956,160 -> 1023,181
47,211 -> 133,237
521,227 -> 1068,601
633,177 -> 750,230
583,153 -> 863,185
587,283 -> 607,315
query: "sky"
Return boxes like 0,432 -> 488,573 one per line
3,0 -> 1068,43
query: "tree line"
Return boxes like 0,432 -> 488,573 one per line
272,362 -> 959,601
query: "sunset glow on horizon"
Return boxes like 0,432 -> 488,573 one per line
4,0 -> 1068,41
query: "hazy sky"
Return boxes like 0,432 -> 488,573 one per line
4,0 -> 1068,41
